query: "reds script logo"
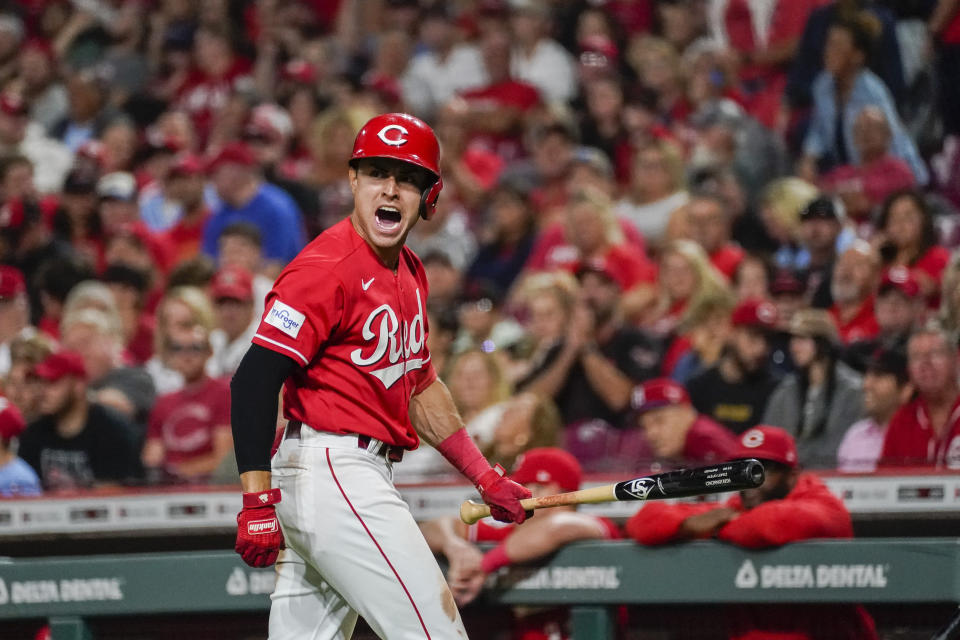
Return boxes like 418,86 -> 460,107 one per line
377,124 -> 408,147
350,289 -> 428,389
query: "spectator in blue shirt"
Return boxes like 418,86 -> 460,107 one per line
800,16 -> 928,186
202,142 -> 306,269
0,395 -> 41,497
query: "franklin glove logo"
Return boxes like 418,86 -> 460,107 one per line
248,519 -> 279,535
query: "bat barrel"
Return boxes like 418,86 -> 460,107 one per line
614,458 -> 765,502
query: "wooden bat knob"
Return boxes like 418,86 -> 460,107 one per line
459,500 -> 491,525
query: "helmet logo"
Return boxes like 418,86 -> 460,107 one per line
377,124 -> 408,147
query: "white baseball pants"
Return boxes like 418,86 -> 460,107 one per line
269,426 -> 468,640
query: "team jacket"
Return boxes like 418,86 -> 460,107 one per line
625,474 -> 876,640
252,218 -> 436,448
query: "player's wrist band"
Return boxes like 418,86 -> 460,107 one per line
242,488 -> 282,508
436,428 -> 492,486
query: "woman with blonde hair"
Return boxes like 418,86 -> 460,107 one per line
642,239 -> 733,375
145,286 -> 216,395
759,177 -> 821,270
939,251 -> 960,333
614,138 -> 689,247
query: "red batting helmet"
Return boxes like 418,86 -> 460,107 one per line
350,112 -> 443,219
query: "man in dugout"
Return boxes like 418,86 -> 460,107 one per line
626,425 -> 877,639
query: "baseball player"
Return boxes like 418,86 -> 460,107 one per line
230,112 -> 532,639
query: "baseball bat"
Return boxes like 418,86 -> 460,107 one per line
459,458 -> 765,525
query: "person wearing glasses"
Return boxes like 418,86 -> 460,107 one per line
141,322 -> 232,483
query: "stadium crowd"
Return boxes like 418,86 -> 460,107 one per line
0,0 -> 958,498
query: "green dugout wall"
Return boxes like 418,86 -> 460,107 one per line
2,539 -> 960,639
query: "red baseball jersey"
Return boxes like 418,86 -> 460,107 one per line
879,395 -> 960,469
252,218 -> 436,448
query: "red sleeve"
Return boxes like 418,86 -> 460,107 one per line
661,335 -> 692,376
624,502 -> 722,545
716,496 -> 852,548
523,225 -> 563,272
914,247 -> 950,283
147,397 -> 167,440
878,405 -> 913,467
468,519 -> 515,543
252,265 -> 344,366
767,0 -> 819,45
213,379 -> 231,426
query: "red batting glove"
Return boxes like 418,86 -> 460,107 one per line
235,488 -> 285,567
477,465 -> 532,524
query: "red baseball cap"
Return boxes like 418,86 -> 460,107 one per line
731,299 -> 779,331
0,396 -> 25,440
511,447 -> 582,492
33,350 -> 87,382
0,92 -> 27,117
575,257 -> 628,291
168,153 -> 206,177
631,378 -> 690,414
210,266 -> 254,302
0,265 -> 26,299
281,59 -> 318,85
730,425 -> 797,468
206,142 -> 256,173
879,266 -> 920,299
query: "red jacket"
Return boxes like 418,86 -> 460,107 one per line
626,474 -> 877,640
626,473 -> 852,547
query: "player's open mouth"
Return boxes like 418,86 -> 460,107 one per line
375,206 -> 403,232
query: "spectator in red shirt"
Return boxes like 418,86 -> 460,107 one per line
175,24 -> 253,144
820,106 -> 916,224
684,190 -> 745,281
142,323 -> 231,483
631,378 -> 739,465
880,321 -> 960,469
874,188 -> 950,307
420,447 -> 620,638
829,241 -> 880,344
445,28 -> 541,164
161,154 -> 210,267
625,425 -> 877,639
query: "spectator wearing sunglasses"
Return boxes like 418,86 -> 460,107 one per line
141,324 -> 231,484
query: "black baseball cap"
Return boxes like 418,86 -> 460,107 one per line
800,197 -> 840,222
865,347 -> 908,384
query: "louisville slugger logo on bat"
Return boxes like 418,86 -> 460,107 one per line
620,477 -> 660,500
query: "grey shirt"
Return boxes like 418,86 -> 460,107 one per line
762,361 -> 863,468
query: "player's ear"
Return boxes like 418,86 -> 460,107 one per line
348,165 -> 358,196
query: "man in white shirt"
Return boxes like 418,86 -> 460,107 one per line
837,348 -> 911,472
207,266 -> 258,379
0,94 -> 72,194
401,6 -> 487,120
508,0 -> 577,105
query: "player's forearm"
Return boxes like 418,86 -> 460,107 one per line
410,379 -> 466,447
502,512 -> 605,563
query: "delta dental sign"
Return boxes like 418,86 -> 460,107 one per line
0,576 -> 123,605
735,560 -> 889,590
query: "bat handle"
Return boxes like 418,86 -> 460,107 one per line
459,498 -> 538,525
